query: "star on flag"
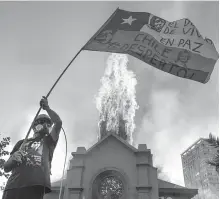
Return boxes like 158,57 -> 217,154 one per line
121,16 -> 136,25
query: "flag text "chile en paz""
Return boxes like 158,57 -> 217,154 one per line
83,8 -> 219,83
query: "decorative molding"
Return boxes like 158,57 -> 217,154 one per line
70,165 -> 85,169
134,150 -> 151,153
71,152 -> 86,156
136,163 -> 154,168
51,187 -> 64,193
68,187 -> 84,193
136,186 -> 152,192
159,188 -> 198,197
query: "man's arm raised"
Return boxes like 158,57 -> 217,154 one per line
40,97 -> 62,142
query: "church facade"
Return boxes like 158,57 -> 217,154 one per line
44,132 -> 197,199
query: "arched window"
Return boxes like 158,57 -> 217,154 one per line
92,170 -> 126,199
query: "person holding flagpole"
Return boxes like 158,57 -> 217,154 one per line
2,97 -> 62,199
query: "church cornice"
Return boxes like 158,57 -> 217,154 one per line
134,149 -> 151,153
136,162 -> 156,169
136,186 -> 152,192
159,187 -> 198,198
68,187 -> 84,193
51,187 -> 64,193
86,133 -> 137,154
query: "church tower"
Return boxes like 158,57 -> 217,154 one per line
99,114 -> 128,141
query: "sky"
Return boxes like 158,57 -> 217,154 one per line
0,0 -> 219,192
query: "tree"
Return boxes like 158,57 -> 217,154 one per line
0,135 -> 11,190
206,133 -> 219,173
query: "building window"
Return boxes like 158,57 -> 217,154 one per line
92,170 -> 126,199
99,176 -> 124,199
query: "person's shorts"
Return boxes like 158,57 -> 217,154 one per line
2,186 -> 45,199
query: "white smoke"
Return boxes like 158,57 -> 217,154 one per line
95,53 -> 139,144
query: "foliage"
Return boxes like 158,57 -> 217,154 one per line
0,135 -> 11,190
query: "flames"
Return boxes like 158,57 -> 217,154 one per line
95,53 -> 139,144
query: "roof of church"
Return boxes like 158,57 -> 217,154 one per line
158,179 -> 198,197
158,179 -> 185,189
85,133 -> 138,153
71,132 -> 153,158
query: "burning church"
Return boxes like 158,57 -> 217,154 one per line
44,54 -> 198,199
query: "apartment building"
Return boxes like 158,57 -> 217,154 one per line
181,138 -> 219,199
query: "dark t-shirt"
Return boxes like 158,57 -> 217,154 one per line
4,134 -> 57,193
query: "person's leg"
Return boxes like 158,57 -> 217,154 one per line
2,189 -> 19,199
19,186 -> 44,199
2,186 -> 45,199
31,186 -> 45,199
4,186 -> 44,199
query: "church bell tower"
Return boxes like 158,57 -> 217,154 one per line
98,114 -> 128,142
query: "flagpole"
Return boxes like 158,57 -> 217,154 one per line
20,7 -> 120,148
